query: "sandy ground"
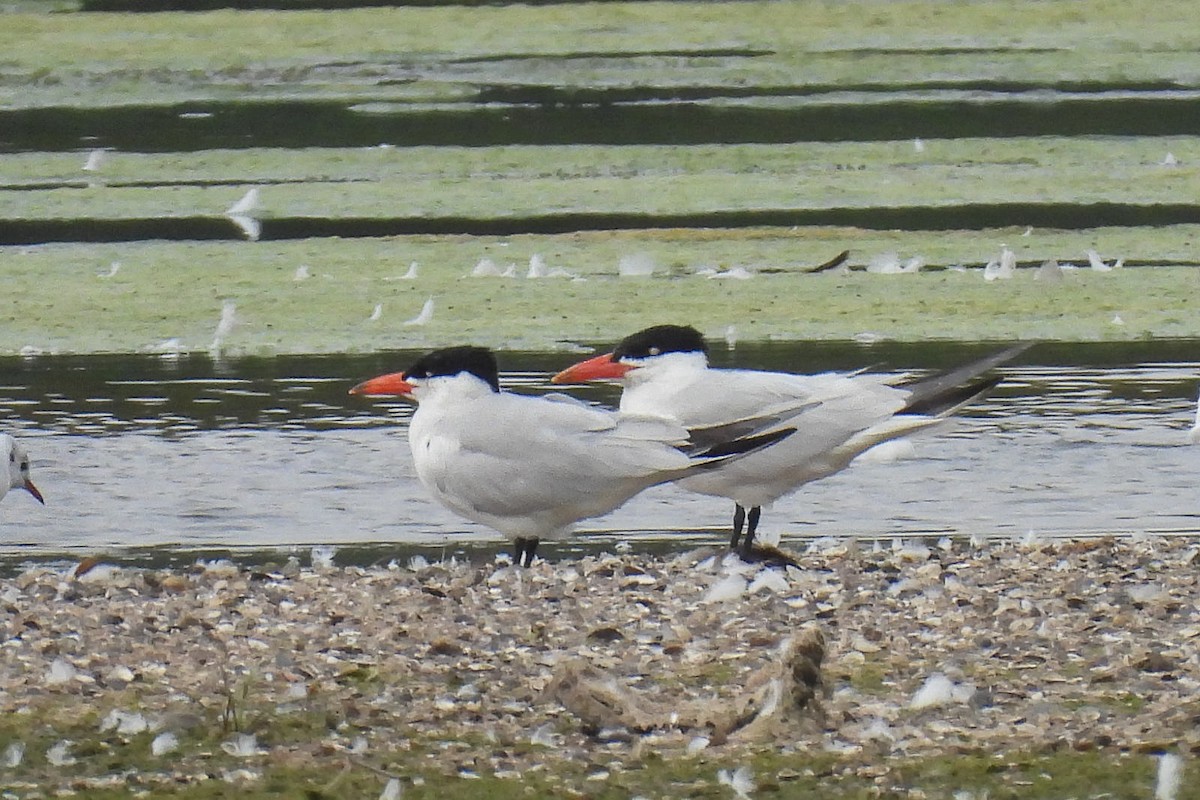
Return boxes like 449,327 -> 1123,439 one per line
1,535 -> 1197,795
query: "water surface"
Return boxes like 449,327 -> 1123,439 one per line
1,341 -> 1197,563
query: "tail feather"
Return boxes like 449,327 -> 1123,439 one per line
900,343 -> 1030,417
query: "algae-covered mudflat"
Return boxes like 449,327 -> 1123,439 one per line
3,233 -> 1199,355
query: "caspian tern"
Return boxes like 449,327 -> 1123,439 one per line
350,346 -> 794,566
2,434 -> 44,505
553,325 -> 1026,558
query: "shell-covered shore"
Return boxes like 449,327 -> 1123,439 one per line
1,536 -> 1196,797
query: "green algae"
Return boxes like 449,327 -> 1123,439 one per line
1,231 -> 1196,355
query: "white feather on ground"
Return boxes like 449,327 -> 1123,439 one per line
3,743 -> 24,768
910,672 -> 975,709
707,266 -> 755,280
209,300 -> 237,355
618,253 -> 656,277
368,303 -> 383,322
293,265 -> 310,281
983,246 -> 1015,281
1155,753 -> 1183,800
380,778 -> 402,800
1085,249 -> 1122,271
403,297 -> 434,326
717,765 -> 755,799
227,214 -> 261,242
151,732 -> 179,757
82,149 -> 105,172
1034,258 -> 1063,283
225,188 -> 260,216
98,261 -> 121,278
703,573 -> 748,603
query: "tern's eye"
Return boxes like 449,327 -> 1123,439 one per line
648,346 -> 661,356
8,451 -> 13,464
20,461 -> 28,472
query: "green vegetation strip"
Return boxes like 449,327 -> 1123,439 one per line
3,138 -> 1197,222
1,0 -> 1198,109
2,230 -> 1197,355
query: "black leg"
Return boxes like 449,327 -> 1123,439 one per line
740,506 -> 762,558
513,537 -> 539,567
731,504 -> 746,550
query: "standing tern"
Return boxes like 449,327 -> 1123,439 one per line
2,434 -> 44,504
553,325 -> 1026,559
350,346 -> 794,566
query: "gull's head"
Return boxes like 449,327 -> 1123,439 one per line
3,435 -> 44,504
350,345 -> 500,401
552,324 -> 709,385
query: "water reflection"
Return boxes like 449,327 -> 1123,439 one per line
1,341 -> 1198,560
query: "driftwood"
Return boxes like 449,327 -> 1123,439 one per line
545,625 -> 826,745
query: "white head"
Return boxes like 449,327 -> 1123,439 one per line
2,434 -> 44,504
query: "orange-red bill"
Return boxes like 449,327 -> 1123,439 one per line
349,372 -> 416,397
25,479 -> 44,504
551,353 -> 631,384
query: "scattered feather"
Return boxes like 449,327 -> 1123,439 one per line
747,569 -> 789,595
226,188 -> 260,216
618,252 -> 656,277
527,253 -> 548,278
349,735 -> 369,755
1021,225 -> 1034,236
368,303 -> 383,322
717,765 -> 755,799
1156,752 -> 1183,800
1161,152 -> 1179,167
1034,258 -> 1063,283
209,300 -> 237,355
687,736 -> 710,755
46,740 -> 76,767
100,709 -> 149,735
227,214 -> 261,241
1111,314 -> 1125,326
98,261 -> 121,278
1085,249 -> 1116,272
910,673 -> 957,709
403,297 -> 435,326
311,545 -> 337,570
221,733 -> 263,758
4,742 -> 24,768
46,658 -> 77,685
471,258 -> 509,277
82,148 -> 106,172
530,723 -> 561,747
912,137 -> 925,153
151,732 -> 179,756
380,778 -> 403,800
703,574 -> 748,603
983,246 -> 1015,281
724,325 -> 738,350
400,261 -> 419,280
293,265 -> 310,281
867,252 -> 922,274
707,266 -> 755,280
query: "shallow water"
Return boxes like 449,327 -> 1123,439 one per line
1,341 -> 1198,562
